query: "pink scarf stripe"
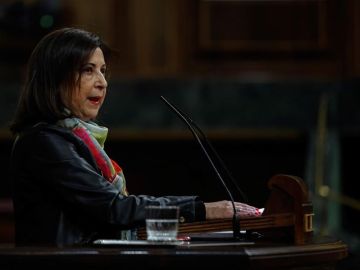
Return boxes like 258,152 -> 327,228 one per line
73,127 -> 116,182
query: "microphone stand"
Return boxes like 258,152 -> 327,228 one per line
160,96 -> 242,240
180,108 -> 248,204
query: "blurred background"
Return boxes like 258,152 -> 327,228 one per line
0,0 -> 359,264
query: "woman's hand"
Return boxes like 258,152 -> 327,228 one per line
204,200 -> 261,219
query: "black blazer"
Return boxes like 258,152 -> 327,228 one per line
10,123 -> 205,247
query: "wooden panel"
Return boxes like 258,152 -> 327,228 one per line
197,0 -> 330,53
0,199 -> 14,245
178,0 -> 346,78
110,0 -> 136,73
345,0 -> 360,77
110,0 -> 181,77
0,0 -> 357,79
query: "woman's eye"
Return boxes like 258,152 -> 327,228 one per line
82,67 -> 93,74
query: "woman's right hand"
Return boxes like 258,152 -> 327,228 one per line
204,200 -> 261,219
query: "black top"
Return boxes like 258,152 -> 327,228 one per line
10,123 -> 205,247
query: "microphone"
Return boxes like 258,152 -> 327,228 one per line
180,109 -> 249,204
160,95 -> 242,240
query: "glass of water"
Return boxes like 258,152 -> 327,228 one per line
145,205 -> 179,241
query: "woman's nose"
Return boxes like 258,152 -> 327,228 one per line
95,72 -> 107,89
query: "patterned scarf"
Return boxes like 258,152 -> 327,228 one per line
57,118 -> 128,196
57,118 -> 135,240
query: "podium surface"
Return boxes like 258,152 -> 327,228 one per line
1,175 -> 349,269
0,235 -> 348,270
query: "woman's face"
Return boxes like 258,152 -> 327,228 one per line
66,47 -> 108,121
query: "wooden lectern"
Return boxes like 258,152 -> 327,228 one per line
0,174 -> 349,270
139,174 -> 314,244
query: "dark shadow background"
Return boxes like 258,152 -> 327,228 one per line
0,1 -> 359,269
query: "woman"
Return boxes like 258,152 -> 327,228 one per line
9,27 -> 260,247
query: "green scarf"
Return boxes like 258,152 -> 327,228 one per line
57,117 -> 136,240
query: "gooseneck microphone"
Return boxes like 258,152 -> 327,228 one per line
160,95 -> 242,240
181,109 -> 249,204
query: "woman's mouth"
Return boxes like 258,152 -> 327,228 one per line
88,96 -> 101,105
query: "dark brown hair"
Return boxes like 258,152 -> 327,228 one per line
10,27 -> 111,133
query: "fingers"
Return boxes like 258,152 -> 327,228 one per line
233,202 -> 262,217
204,200 -> 263,219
